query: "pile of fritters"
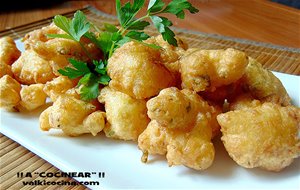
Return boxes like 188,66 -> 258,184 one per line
0,24 -> 299,172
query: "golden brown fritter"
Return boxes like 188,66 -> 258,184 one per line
147,87 -> 199,130
241,57 -> 291,106
138,115 -> 215,170
22,23 -> 102,77
217,102 -> 300,171
0,36 -> 21,65
19,84 -> 47,111
0,75 -> 21,110
32,38 -> 101,64
11,50 -> 56,84
181,48 -> 248,92
23,23 -> 64,49
40,95 -> 103,136
98,87 -> 149,141
229,93 -> 261,111
0,61 -> 13,78
139,87 -> 217,170
166,116 -> 215,170
145,35 -> 187,75
107,41 -> 176,99
138,120 -> 168,156
147,87 -> 221,135
43,76 -> 76,102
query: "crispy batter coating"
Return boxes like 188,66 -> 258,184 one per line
229,93 -> 261,111
23,23 -> 64,49
139,87 -> 216,170
199,79 -> 244,104
0,36 -> 21,65
0,75 -> 21,110
40,96 -> 99,136
19,84 -> 47,111
83,111 -> 106,136
98,87 -> 149,141
147,87 -> 220,135
217,103 -> 300,171
138,115 -> 215,170
39,106 -> 52,131
166,114 -> 215,170
241,57 -> 291,106
181,48 -> 248,92
11,50 -> 56,84
23,23 -> 102,76
0,61 -> 13,78
43,76 -> 75,102
145,35 -> 187,74
32,38 -> 101,64
138,120 -> 168,155
147,87 -> 197,130
108,41 -> 175,99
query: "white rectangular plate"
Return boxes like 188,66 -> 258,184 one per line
0,40 -> 300,190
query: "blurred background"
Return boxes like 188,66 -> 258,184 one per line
0,0 -> 299,48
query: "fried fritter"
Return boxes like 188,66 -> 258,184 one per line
147,87 -> 221,136
166,115 -> 215,170
40,95 -> 102,136
23,23 -> 64,49
83,111 -> 106,136
241,57 -> 291,106
32,37 -> 101,64
22,23 -> 102,76
43,76 -> 76,102
0,36 -> 21,65
11,50 -> 56,84
19,84 -> 47,111
0,61 -> 13,78
147,87 -> 198,130
181,48 -> 248,92
0,75 -> 21,110
98,87 -> 149,141
138,115 -> 215,170
107,41 -> 175,99
229,93 -> 261,111
139,87 -> 217,170
138,120 -> 168,155
217,102 -> 300,171
145,35 -> 187,75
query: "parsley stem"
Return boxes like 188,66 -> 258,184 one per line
108,41 -> 116,58
122,14 -> 150,35
79,41 -> 93,60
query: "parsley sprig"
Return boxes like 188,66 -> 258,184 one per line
49,0 -> 198,101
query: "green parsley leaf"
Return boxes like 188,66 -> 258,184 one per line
97,31 -> 122,57
103,23 -> 119,32
58,59 -> 90,79
150,15 -> 177,46
148,0 -> 165,13
47,33 -> 74,40
98,75 -> 110,85
52,10 -> 90,42
115,36 -> 132,47
162,0 -> 199,19
51,0 -> 199,102
70,11 -> 90,41
127,21 -> 150,30
80,80 -> 100,101
116,0 -> 146,27
53,15 -> 71,35
93,60 -> 107,75
125,31 -> 150,41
